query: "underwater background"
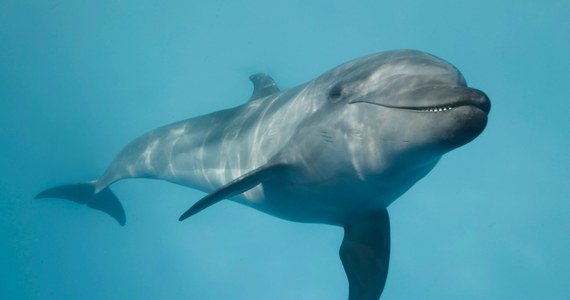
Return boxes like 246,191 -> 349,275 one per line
1,0 -> 569,299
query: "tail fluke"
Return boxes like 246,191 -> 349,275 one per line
35,182 -> 126,226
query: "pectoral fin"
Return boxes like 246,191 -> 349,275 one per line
340,209 -> 391,300
179,164 -> 288,221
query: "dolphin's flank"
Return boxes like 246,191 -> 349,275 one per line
37,49 -> 490,300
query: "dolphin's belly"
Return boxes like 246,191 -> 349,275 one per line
231,181 -> 381,225
233,158 -> 440,225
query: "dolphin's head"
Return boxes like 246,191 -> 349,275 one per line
298,50 -> 490,190
314,50 -> 490,156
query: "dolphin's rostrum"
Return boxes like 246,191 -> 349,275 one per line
37,50 -> 490,299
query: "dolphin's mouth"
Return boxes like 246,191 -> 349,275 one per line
355,101 -> 491,115
349,92 -> 491,115
347,85 -> 491,115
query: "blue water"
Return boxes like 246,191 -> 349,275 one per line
1,0 -> 569,299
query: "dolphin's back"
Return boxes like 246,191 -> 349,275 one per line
96,87 -> 308,194
96,107 -> 247,191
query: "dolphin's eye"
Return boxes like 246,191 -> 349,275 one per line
329,84 -> 344,102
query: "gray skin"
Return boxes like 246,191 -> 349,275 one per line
37,50 -> 490,300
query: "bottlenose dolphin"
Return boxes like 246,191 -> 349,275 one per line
37,50 -> 490,300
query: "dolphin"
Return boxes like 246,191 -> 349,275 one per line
37,49 -> 490,300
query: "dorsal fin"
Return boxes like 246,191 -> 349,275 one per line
248,73 -> 280,101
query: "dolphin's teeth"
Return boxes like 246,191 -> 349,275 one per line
420,106 -> 454,112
